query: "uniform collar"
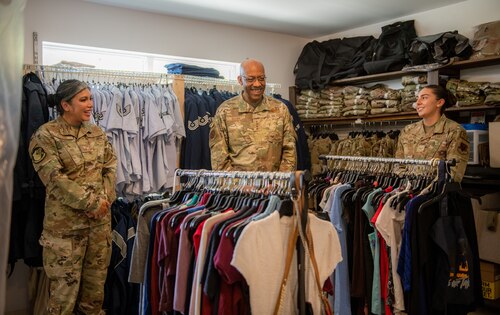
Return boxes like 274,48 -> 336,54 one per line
237,94 -> 269,113
57,116 -> 92,138
418,114 -> 447,136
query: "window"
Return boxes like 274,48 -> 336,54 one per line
42,41 -> 240,80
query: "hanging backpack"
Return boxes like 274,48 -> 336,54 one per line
364,20 -> 417,74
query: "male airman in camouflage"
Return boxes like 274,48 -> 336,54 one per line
209,59 -> 297,171
29,80 -> 117,314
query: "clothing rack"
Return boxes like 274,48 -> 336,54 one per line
23,64 -> 169,84
173,168 -> 298,187
182,74 -> 280,92
173,168 -> 310,315
319,154 -> 444,166
22,64 -> 281,90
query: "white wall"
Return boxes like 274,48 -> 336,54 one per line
24,0 -> 309,96
315,0 -> 500,83
317,0 -> 500,41
24,0 -> 500,95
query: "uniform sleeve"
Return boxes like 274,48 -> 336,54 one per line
393,128 -> 408,176
279,110 -> 297,172
209,110 -> 233,171
446,127 -> 469,183
29,129 -> 101,213
394,127 -> 407,159
102,138 -> 117,203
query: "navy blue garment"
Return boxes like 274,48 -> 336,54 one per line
181,89 -> 212,170
397,194 -> 431,292
104,200 -> 140,315
181,88 -> 237,170
165,63 -> 223,78
10,72 -> 50,269
409,169 -> 483,315
209,88 -> 226,107
202,91 -> 217,116
181,90 -> 202,169
273,94 -> 311,171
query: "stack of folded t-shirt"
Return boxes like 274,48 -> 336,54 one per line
342,86 -> 370,117
369,86 -> 401,115
318,86 -> 344,118
483,82 -> 500,106
447,78 -> 485,107
400,75 -> 427,112
296,89 -> 320,119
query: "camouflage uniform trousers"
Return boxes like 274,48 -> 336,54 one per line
39,223 -> 112,315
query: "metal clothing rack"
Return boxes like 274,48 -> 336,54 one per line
173,168 -> 297,187
173,168 -> 311,315
319,155 -> 457,181
22,64 -> 282,90
23,64 -> 169,84
319,154 -> 442,166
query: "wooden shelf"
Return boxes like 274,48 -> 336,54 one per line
300,105 -> 500,126
445,55 -> 500,70
292,55 -> 500,126
329,69 -> 425,85
296,55 -> 500,88
301,112 -> 419,125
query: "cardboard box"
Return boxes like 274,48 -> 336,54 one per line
480,260 -> 500,282
482,280 -> 500,300
489,122 -> 500,168
472,198 -> 500,264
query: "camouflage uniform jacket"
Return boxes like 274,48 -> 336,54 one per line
29,117 -> 117,232
209,94 -> 297,171
395,115 -> 469,182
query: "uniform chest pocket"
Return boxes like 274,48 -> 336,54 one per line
227,124 -> 252,147
56,137 -> 85,169
261,121 -> 284,144
80,135 -> 105,164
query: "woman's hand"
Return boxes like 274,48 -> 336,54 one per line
86,198 -> 111,219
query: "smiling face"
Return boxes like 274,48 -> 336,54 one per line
238,59 -> 266,105
61,88 -> 93,126
415,87 -> 445,125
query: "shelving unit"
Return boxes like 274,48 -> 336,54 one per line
290,55 -> 500,126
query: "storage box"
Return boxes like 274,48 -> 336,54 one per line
480,260 -> 500,282
482,280 -> 500,300
473,198 -> 500,264
463,124 -> 488,165
489,122 -> 500,168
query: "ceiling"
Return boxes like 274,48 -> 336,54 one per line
84,0 -> 467,38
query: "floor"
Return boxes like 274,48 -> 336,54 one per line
470,299 -> 500,314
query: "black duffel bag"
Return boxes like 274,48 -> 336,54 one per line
363,20 -> 417,74
294,36 -> 375,90
409,31 -> 473,65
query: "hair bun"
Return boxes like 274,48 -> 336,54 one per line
446,90 -> 457,108
46,94 -> 59,107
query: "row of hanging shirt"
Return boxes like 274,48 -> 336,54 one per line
308,157 -> 483,315
127,170 -> 342,315
181,87 -> 238,170
43,77 -> 186,198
